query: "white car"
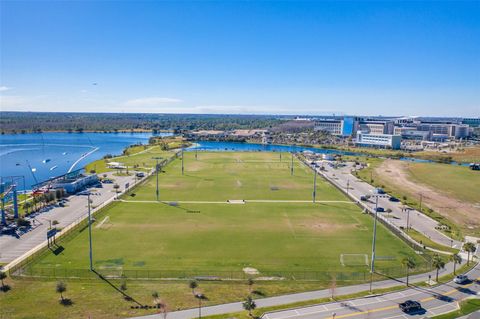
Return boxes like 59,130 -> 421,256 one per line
454,275 -> 468,284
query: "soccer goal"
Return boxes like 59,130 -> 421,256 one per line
340,254 -> 369,267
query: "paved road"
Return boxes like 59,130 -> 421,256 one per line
263,265 -> 480,319
133,260 -> 479,319
0,172 -> 136,264
315,161 -> 462,250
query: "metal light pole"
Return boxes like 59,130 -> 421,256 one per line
346,179 -> 350,196
419,193 -> 423,211
406,208 -> 410,232
195,144 -> 198,160
87,193 -> 93,271
280,152 -> 282,162
152,157 -> 162,201
182,147 -> 184,175
369,194 -> 379,292
313,168 -> 317,203
291,153 -> 294,176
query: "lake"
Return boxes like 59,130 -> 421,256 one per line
0,132 -> 169,189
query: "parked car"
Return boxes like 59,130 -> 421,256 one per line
375,207 -> 385,212
399,300 -> 422,313
360,196 -> 368,201
136,172 -> 145,178
375,188 -> 385,194
389,196 -> 399,202
454,275 -> 468,284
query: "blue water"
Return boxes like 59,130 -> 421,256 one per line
191,141 -> 359,155
0,132 -> 170,189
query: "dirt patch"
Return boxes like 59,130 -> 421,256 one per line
375,160 -> 480,233
236,180 -> 242,187
297,221 -> 357,233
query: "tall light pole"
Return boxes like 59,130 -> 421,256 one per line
290,152 -> 294,176
87,192 -> 93,271
369,194 -> 379,292
312,168 -> 317,203
152,157 -> 162,201
419,193 -> 423,212
406,208 -> 411,232
182,147 -> 185,175
195,144 -> 198,160
346,179 -> 350,196
279,152 -> 282,162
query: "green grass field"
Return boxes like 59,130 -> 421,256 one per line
31,152 -> 424,277
407,162 -> 480,204
133,151 -> 346,201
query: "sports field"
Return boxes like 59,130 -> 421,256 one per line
32,152 -> 424,277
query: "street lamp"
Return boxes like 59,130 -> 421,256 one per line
152,157 -> 163,201
312,168 -> 317,203
87,192 -> 94,271
182,147 -> 185,175
290,152 -> 294,176
369,194 -> 379,292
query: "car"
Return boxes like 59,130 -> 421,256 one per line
399,300 -> 422,313
454,275 -> 468,284
389,196 -> 399,202
360,196 -> 368,201
375,207 -> 385,212
136,172 -> 145,178
375,188 -> 385,194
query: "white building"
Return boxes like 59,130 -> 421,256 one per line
355,132 -> 402,149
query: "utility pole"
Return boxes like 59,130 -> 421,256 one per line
346,179 -> 350,196
419,193 -> 423,212
406,208 -> 410,232
182,147 -> 184,175
195,145 -> 198,160
313,168 -> 317,203
152,157 -> 162,201
87,192 -> 93,271
369,194 -> 379,292
291,153 -> 294,176
280,152 -> 282,162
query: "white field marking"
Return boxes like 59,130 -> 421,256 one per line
95,216 -> 110,229
120,199 -> 354,204
283,212 -> 297,239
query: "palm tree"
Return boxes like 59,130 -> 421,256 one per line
152,291 -> 160,307
0,271 -> 7,289
56,281 -> 67,301
450,253 -> 462,275
401,257 -> 416,286
189,280 -> 198,295
243,295 -> 257,318
463,242 -> 477,265
247,278 -> 254,294
432,255 -> 446,282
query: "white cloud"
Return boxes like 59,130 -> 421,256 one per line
0,86 -> 12,92
124,97 -> 183,107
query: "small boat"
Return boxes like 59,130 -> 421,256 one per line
50,166 -> 58,171
62,152 -> 68,155
31,168 -> 37,172
43,159 -> 51,163
16,163 -> 21,166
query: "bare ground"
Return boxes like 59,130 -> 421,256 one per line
375,160 -> 480,234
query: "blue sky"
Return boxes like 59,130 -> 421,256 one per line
0,1 -> 479,116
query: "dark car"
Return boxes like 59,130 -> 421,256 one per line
399,300 -> 422,313
376,207 -> 385,212
389,196 -> 399,202
360,196 -> 368,201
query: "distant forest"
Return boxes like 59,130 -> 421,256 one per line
0,112 -> 288,133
